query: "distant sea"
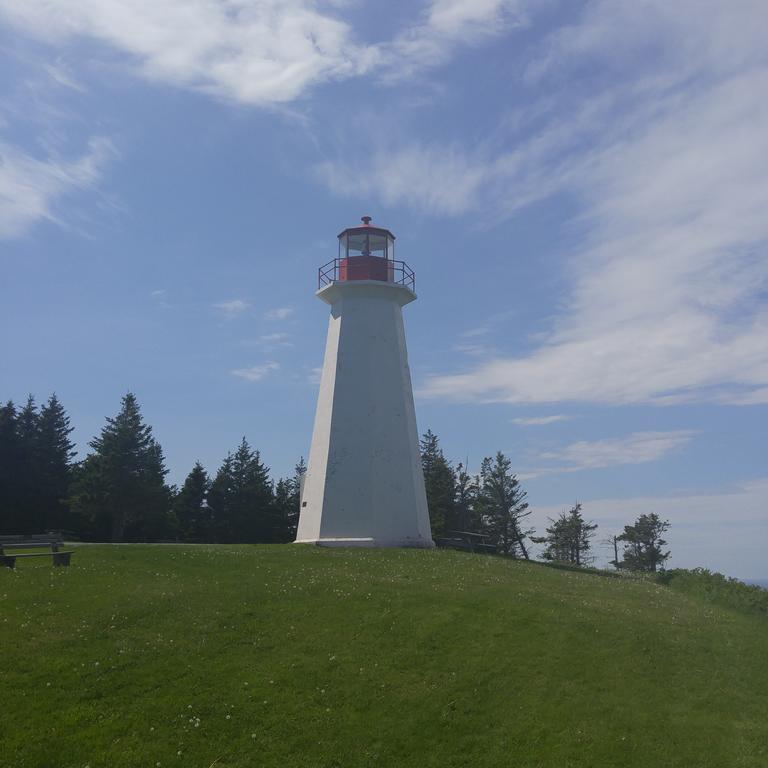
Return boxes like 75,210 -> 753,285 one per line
742,578 -> 768,589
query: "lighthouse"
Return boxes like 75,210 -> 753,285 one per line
295,217 -> 434,548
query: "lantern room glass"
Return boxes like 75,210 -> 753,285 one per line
338,231 -> 394,260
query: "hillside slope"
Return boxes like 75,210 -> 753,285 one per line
1,545 -> 766,768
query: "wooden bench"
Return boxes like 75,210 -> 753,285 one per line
0,534 -> 75,569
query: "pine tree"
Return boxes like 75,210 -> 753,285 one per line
532,503 -> 598,566
208,439 -> 275,542
476,452 -> 532,558
207,453 -> 234,542
273,458 -> 306,543
0,394 -> 76,534
453,462 -> 478,531
69,393 -> 172,541
37,394 -> 76,532
15,396 -> 43,532
0,401 -> 22,534
272,479 -> 294,543
172,462 -> 211,541
420,430 -> 456,537
618,513 -> 671,572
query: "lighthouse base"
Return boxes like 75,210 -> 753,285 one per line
295,536 -> 435,549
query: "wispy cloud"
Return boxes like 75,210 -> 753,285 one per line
213,299 -> 249,318
512,415 -> 571,426
257,332 -> 291,344
0,136 -> 112,238
522,430 -> 696,478
230,361 -> 280,382
246,332 -> 293,351
43,61 -> 85,92
461,326 -> 491,339
0,0 -> 532,107
0,0 -> 378,106
265,307 -> 294,320
415,2 -> 768,407
384,0 -> 531,81
315,144 -> 489,216
150,289 -> 170,309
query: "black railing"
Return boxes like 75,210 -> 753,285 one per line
318,258 -> 415,291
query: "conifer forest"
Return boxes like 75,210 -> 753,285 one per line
0,392 -> 671,572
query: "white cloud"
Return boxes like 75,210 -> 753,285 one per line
385,0 -> 531,80
265,307 -> 294,320
0,136 -> 112,238
315,144 -> 489,216
150,288 -> 171,309
530,478 -> 768,578
461,326 -> 491,339
213,299 -> 249,318
0,0 -> 379,106
512,415 -> 571,426
453,340 -> 493,357
722,388 -> 768,406
416,2 -> 768,406
0,0 -> 533,106
258,332 -> 290,343
527,430 -> 696,477
43,61 -> 85,92
247,332 -> 293,350
230,361 -> 280,382
525,0 -> 768,85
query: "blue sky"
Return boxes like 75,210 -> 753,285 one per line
1,1 -> 766,578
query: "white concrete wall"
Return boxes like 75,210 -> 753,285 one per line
295,280 -> 434,548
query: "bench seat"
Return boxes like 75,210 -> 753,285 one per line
0,535 -> 75,568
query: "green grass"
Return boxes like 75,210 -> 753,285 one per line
1,546 -> 767,768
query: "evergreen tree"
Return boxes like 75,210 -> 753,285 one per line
453,462 -> 478,531
476,452 -> 532,558
207,453 -> 235,542
172,462 -> 211,541
15,396 -> 43,532
273,458 -> 305,543
618,513 -> 671,572
532,503 -> 597,566
420,430 -> 456,537
0,394 -> 77,534
272,478 -> 293,543
208,439 -> 275,542
37,394 -> 76,532
0,401 -> 22,534
69,393 -> 172,541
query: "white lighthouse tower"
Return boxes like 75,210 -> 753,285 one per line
295,217 -> 434,548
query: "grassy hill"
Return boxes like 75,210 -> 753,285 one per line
1,545 -> 766,768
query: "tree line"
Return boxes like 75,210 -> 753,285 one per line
420,429 -> 671,572
0,394 -> 671,572
0,393 -> 302,544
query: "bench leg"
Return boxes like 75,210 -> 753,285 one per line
1,556 -> 16,569
53,552 -> 72,567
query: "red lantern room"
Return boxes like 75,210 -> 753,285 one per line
318,216 -> 414,290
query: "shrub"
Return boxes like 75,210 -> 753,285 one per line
658,568 -> 768,618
